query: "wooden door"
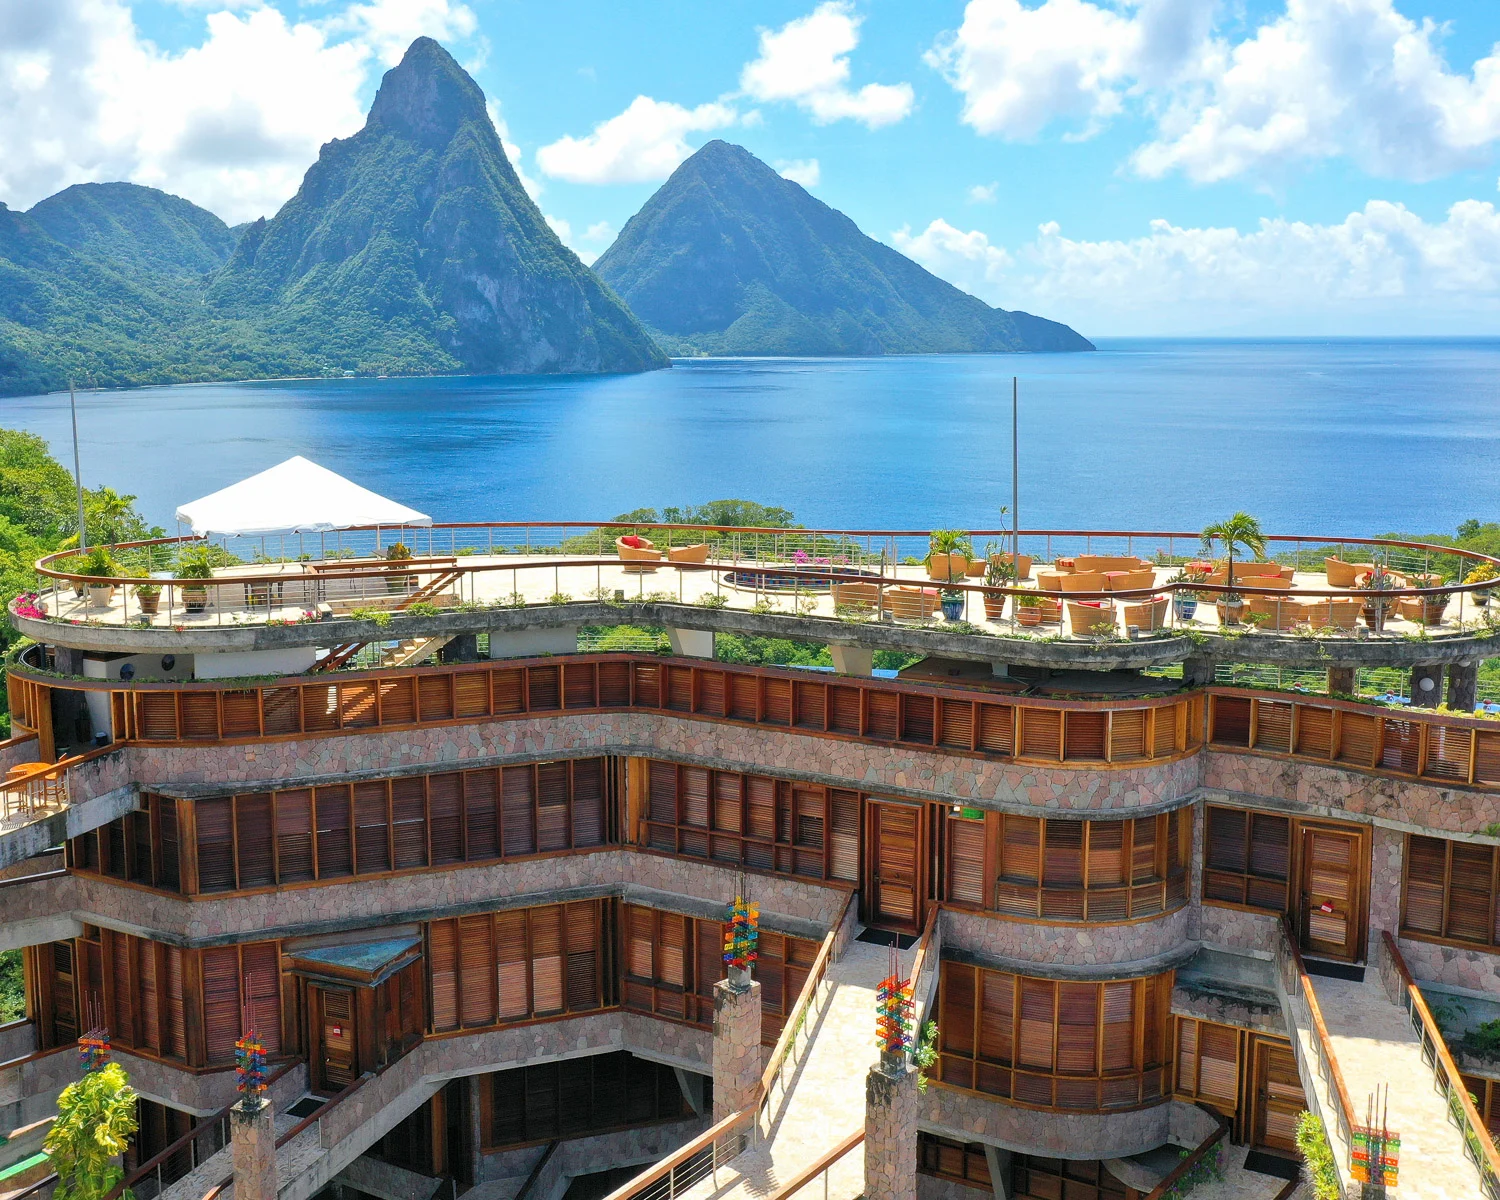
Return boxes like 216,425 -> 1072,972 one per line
1299,827 -> 1362,961
1251,1038 -> 1305,1155
313,986 -> 357,1094
869,802 -> 923,933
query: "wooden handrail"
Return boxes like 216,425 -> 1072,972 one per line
514,1140 -> 559,1200
0,1040 -> 73,1074
275,1070 -> 372,1148
762,1129 -> 865,1200
1140,1112 -> 1229,1200
757,903 -> 844,1098
598,1108 -> 752,1200
1277,915 -> 1358,1158
1382,931 -> 1500,1188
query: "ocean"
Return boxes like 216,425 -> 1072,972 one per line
3,338 -> 1498,537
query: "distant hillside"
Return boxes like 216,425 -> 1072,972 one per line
208,38 -> 665,375
594,141 -> 1092,356
29,182 -> 237,278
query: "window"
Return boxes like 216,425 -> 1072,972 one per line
1172,1017 -> 1241,1114
69,795 -> 181,892
1403,834 -> 1500,949
1202,806 -> 1292,912
937,961 -> 1172,1112
917,1133 -> 992,1189
1011,1156 -> 1129,1200
480,1052 -> 699,1149
986,810 -> 1190,922
621,904 -> 720,1026
89,932 -> 193,1063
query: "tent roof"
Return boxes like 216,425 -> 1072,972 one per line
175,456 -> 431,539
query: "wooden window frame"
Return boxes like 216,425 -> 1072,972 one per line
1400,832 -> 1500,953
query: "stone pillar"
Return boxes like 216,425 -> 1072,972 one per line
829,645 -> 874,676
983,1145 -> 1013,1199
1182,656 -> 1214,688
1327,666 -> 1356,696
1411,664 -> 1443,708
231,1102 -> 278,1200
1449,661 -> 1480,713
667,627 -> 715,659
863,1055 -> 918,1200
712,975 -> 761,1121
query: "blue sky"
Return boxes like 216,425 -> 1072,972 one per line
6,0 -> 1500,335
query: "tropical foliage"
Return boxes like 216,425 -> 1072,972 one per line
1295,1109 -> 1340,1200
45,1062 -> 139,1200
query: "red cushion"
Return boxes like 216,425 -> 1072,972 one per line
620,535 -> 646,548
1077,599 -> 1106,609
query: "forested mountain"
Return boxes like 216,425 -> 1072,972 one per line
594,141 -> 1092,356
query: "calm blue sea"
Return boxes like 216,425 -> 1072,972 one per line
2,338 -> 1498,537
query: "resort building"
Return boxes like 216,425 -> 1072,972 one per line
3,461 -> 1499,1200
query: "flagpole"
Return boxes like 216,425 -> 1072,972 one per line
1011,376 -> 1019,631
69,380 -> 86,551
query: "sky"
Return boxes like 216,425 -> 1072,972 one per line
5,0 -> 1500,337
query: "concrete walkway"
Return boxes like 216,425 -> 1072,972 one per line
1300,973 -> 1477,1200
681,936 -> 917,1200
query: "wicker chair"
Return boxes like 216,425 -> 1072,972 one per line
1056,572 -> 1109,594
616,535 -> 663,573
1073,555 -> 1152,574
666,543 -> 710,564
884,586 -> 940,621
1325,558 -> 1375,588
1120,595 -> 1169,630
1105,569 -> 1156,592
1067,600 -> 1117,636
1299,598 -> 1362,630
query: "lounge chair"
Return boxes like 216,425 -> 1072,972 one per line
1073,555 -> 1153,574
666,543 -> 710,564
616,535 -> 663,573
1067,600 -> 1117,636
831,581 -> 880,611
885,586 -> 940,620
1245,595 -> 1306,630
1056,572 -> 1109,594
1325,558 -> 1375,588
1105,569 -> 1156,592
1120,595 -> 1169,630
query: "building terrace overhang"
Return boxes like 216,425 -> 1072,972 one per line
16,522 -> 1500,669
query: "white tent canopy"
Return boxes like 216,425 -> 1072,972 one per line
175,456 -> 431,539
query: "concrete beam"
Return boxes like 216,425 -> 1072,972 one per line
0,783 -> 136,871
829,645 -> 873,676
487,626 -> 578,659
665,628 -> 714,659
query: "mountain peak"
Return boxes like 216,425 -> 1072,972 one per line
365,37 -> 489,147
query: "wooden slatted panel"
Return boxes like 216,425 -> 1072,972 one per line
902,694 -> 935,744
314,786 -> 352,878
1175,1017 -> 1199,1096
729,673 -> 758,721
939,962 -> 977,1088
1101,981 -> 1134,1074
496,910 -> 529,1019
1064,711 -> 1106,761
680,767 -> 710,829
1447,842 -> 1496,945
242,943 -> 281,1053
697,670 -> 726,717
275,789 -> 314,883
745,776 -> 775,870
666,667 -> 693,712
1203,807 -> 1248,904
1020,709 -> 1062,760
632,663 -> 661,708
1153,704 -> 1178,756
1246,813 -> 1292,911
792,786 -> 825,877
867,691 -> 899,741
195,797 -> 235,893
428,773 -> 464,864
536,762 -> 569,852
527,666 -> 560,712
459,915 -> 496,1027
1295,705 -> 1333,758
491,669 -> 524,715
453,671 -> 490,718
221,691 -> 261,737
105,932 -> 134,1047
502,766 -> 536,856
1337,712 -> 1378,766
340,681 -> 379,728
139,694 -> 178,740
796,681 -> 826,731
1017,979 -> 1055,1072
1476,732 -> 1500,785
1253,701 -> 1293,754
353,781 -> 390,874
418,675 -> 453,722
530,906 -> 564,1015
712,772 -> 743,835
996,814 -> 1041,915
1056,984 -> 1098,1075
301,684 -> 338,733
977,704 -> 1014,756
236,795 -> 274,888
947,815 -> 987,907
562,662 -> 596,709
1211,696 -> 1252,746
598,662 -> 631,706
571,759 -> 605,848
377,678 -> 415,726
828,686 -> 861,734
830,789 -> 860,883
179,694 -> 219,740
163,946 -> 186,1060
428,919 -> 459,1032
464,769 -> 499,860
1381,718 -> 1421,774
1109,709 -> 1146,760
1426,726 -> 1473,782
391,776 -> 428,869
1198,1022 -> 1239,1110
201,947 -> 241,1063
1087,820 -> 1126,890
763,679 -> 792,726
563,901 -> 599,1011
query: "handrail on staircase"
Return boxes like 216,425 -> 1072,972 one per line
514,1140 -> 559,1200
1381,930 -> 1500,1199
1140,1109 -> 1230,1200
762,1128 -> 865,1200
274,1071 -> 373,1149
1274,915 -> 1357,1168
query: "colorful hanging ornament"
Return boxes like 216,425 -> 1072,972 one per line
235,1031 -> 268,1108
723,884 -> 760,972
77,1028 -> 110,1074
875,945 -> 914,1056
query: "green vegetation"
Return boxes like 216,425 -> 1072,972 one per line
1161,1143 -> 1224,1200
1295,1109 -> 1340,1200
593,140 -> 1092,356
46,1062 -> 138,1200
0,948 -> 23,1022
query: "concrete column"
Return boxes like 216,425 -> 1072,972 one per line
1411,664 -> 1443,708
1327,667 -> 1356,696
468,1075 -> 485,1186
829,645 -> 874,676
439,633 -> 479,664
487,626 -> 577,659
231,1102 -> 278,1200
711,976 -> 762,1121
864,1056 -> 918,1200
667,627 -> 715,659
983,1145 -> 1013,1199
53,646 -> 83,676
1182,656 -> 1214,688
1449,661 -> 1480,713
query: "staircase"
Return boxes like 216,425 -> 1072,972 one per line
1274,919 -> 1499,1199
316,569 -> 462,672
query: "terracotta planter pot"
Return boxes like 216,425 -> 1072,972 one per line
982,593 -> 1007,621
1216,599 -> 1244,626
184,585 -> 208,614
927,553 -> 969,582
1362,602 -> 1388,631
1017,605 -> 1043,626
136,592 -> 160,616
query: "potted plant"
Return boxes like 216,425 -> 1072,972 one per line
1201,512 -> 1267,626
982,557 -> 1015,620
926,530 -> 973,584
176,545 -> 216,614
940,589 -> 965,621
1016,592 -> 1052,626
133,576 -> 161,617
1358,564 -> 1399,631
77,546 -> 120,607
1166,567 -> 1206,620
384,542 -> 416,593
1466,562 -> 1497,606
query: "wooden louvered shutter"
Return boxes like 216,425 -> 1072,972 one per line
502,766 -> 536,856
729,672 -> 758,720
996,815 -> 1041,916
745,777 -> 775,870
490,668 -> 524,714
1056,984 -> 1098,1075
463,769 -> 499,861
1426,726 -> 1473,782
495,911 -> 530,1020
314,786 -> 352,878
1477,732 -> 1500,786
563,901 -> 598,1011
1101,981 -> 1134,1073
940,699 -> 973,750
1131,815 -> 1159,882
795,681 -> 825,730
625,906 -> 654,983
201,947 -> 241,1064
221,690 -> 261,737
901,694 -> 934,744
275,790 -> 313,883
1087,821 -> 1126,886
666,666 -> 692,712
163,946 -> 187,1060
1111,709 -> 1146,759
427,920 -> 459,1032
459,915 -> 496,1028
867,692 -> 898,740
1295,706 -> 1333,758
1338,712 -> 1378,765
353,781 -> 390,874
977,704 -> 1013,755
571,759 -> 605,847
157,799 -> 180,891
106,933 -> 134,1047
339,679 -> 378,728
1203,807 -> 1247,904
1382,718 -> 1421,774
978,970 -> 1014,1067
793,787 -> 825,877
1043,820 -> 1083,889
947,815 -> 987,907
453,667 -> 490,717
1211,696 -> 1251,745
680,768 -> 710,828
427,774 -> 464,864
1176,1017 -> 1199,1095
1017,979 -> 1055,1071
1020,709 -> 1062,760
235,795 -> 274,888
530,906 -> 564,1015
1198,1022 -> 1239,1108
830,790 -> 860,882
763,679 -> 791,725
939,962 -> 976,1087
1247,813 -> 1292,910
195,797 -> 235,893
1404,835 -> 1448,936
828,685 -> 860,734
1447,843 -> 1496,945
241,943 -> 280,1053
1064,712 -> 1106,760
1254,701 -> 1293,753
391,777 -> 427,869
536,762 -> 569,852
489,1070 -> 525,1146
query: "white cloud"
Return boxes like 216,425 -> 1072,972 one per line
741,1 -> 914,128
584,221 -> 615,243
545,214 -> 571,242
776,158 -> 820,187
0,0 -> 483,224
929,0 -> 1500,183
967,182 -> 998,203
535,95 -> 737,184
486,100 -> 542,200
891,202 -> 1500,333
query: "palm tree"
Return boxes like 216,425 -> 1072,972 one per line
1201,513 -> 1268,589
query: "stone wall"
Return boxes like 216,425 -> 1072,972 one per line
476,1118 -> 709,1198
944,904 -> 1191,968
920,1084 -> 1171,1161
917,1175 -> 983,1200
